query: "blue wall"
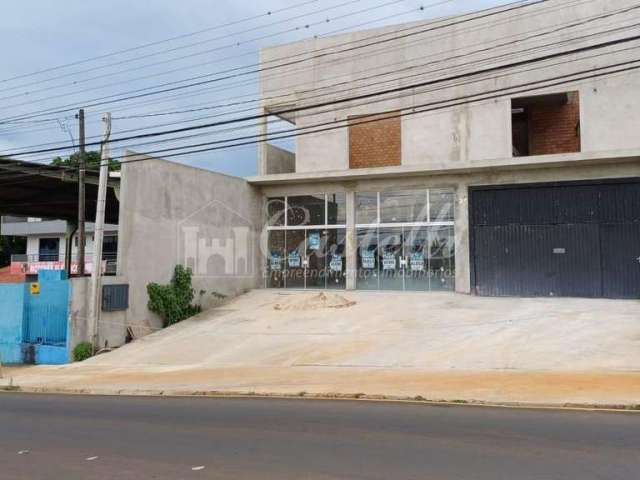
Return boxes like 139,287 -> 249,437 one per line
0,284 -> 26,364
0,270 -> 71,365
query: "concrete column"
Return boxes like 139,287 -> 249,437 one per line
454,181 -> 471,294
345,190 -> 357,290
259,197 -> 269,289
258,108 -> 269,175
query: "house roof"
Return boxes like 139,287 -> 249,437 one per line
0,157 -> 120,224
0,266 -> 25,284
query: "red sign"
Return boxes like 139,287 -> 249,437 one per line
10,261 -> 104,275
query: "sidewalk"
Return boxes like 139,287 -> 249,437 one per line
3,365 -> 640,409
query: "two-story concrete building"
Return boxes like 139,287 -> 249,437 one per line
3,0 -> 639,363
248,0 -> 640,298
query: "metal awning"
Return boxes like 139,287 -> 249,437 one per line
0,157 -> 120,224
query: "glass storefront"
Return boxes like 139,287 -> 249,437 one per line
355,226 -> 455,291
355,189 -> 455,292
266,194 -> 346,289
266,188 -> 455,292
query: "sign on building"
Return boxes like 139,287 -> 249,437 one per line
382,252 -> 396,271
329,254 -> 343,272
360,249 -> 375,269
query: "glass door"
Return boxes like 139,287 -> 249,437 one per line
428,226 -> 455,291
379,227 -> 404,291
404,227 -> 429,291
286,230 -> 306,289
326,229 -> 346,289
267,231 -> 285,288
306,229 -> 326,288
357,228 -> 379,290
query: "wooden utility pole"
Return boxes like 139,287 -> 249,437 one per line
89,113 -> 111,351
77,108 -> 86,276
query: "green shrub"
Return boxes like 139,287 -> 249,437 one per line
147,265 -> 202,328
73,342 -> 93,362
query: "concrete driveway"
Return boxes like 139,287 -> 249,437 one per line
4,290 -> 640,406
86,289 -> 640,371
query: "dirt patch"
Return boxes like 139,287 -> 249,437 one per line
8,366 -> 640,408
274,292 -> 356,311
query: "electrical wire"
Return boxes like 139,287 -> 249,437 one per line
0,0 -> 395,104
5,28 -> 639,159
3,55 -> 636,191
0,0 -> 608,151
0,0 -> 548,124
0,0 -> 322,85
1,0 -> 578,138
1,0 -> 576,142
4,33 -> 639,174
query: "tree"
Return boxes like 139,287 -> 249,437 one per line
51,151 -> 120,171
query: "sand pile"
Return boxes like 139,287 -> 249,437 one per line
273,292 -> 356,311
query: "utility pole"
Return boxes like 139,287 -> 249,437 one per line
88,113 -> 111,352
77,108 -> 86,276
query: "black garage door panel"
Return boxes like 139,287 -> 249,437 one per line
471,180 -> 640,299
472,184 -> 603,226
475,224 -> 601,297
601,223 -> 640,299
599,183 -> 640,223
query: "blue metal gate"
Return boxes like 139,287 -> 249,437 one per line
23,303 -> 68,346
22,271 -> 70,347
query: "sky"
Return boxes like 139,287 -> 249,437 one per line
0,0 -> 509,178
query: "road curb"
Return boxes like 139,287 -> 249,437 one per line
2,384 -> 639,413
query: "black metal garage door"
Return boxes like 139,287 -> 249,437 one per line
470,179 -> 640,299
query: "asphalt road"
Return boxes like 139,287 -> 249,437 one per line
0,393 -> 639,479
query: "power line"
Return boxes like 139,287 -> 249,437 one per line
82,0 -> 589,125
0,0 -> 420,104
5,29 -> 640,159
108,61 -> 640,164
1,51 -> 637,188
66,24 -> 640,162
93,51 -> 640,163
0,0 -> 384,103
5,20 -> 636,173
2,0 -> 578,136
0,0 -> 437,107
0,0 -> 568,144
0,0 -> 547,124
3,0 -> 634,176
105,0 -> 601,118
1,0 -> 607,153
8,58 -> 640,183
0,0 -> 321,85
4,31 -> 634,165
0,0 -> 459,135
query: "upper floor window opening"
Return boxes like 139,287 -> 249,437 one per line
511,91 -> 581,157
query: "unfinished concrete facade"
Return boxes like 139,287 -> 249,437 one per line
250,0 -> 640,298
